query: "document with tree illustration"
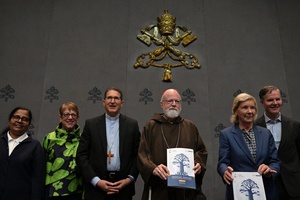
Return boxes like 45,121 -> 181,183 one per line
232,172 -> 266,200
167,148 -> 195,189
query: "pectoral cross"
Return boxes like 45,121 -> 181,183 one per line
107,150 -> 114,164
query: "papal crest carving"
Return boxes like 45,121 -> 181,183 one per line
134,9 -> 201,82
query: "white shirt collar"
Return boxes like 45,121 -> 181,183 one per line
7,131 -> 28,142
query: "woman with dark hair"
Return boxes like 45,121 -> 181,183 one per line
0,107 -> 46,200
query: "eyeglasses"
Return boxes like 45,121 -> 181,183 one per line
62,113 -> 78,118
106,96 -> 121,101
12,115 -> 30,122
163,99 -> 181,105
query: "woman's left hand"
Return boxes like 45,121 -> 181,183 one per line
258,164 -> 277,177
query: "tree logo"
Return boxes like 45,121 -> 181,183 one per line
172,153 -> 191,176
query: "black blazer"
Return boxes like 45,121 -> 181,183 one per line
255,115 -> 300,198
77,113 -> 140,200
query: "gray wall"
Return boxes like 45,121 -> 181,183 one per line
1,0 -> 300,199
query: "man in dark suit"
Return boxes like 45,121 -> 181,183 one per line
77,87 -> 140,200
255,85 -> 300,200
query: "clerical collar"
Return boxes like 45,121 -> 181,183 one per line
264,113 -> 281,123
106,113 -> 120,121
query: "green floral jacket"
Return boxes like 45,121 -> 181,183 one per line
43,123 -> 83,197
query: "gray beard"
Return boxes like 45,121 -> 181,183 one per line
164,109 -> 181,118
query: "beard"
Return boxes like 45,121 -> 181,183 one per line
163,107 -> 181,118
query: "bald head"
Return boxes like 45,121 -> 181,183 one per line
161,89 -> 181,102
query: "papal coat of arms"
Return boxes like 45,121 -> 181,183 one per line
134,9 -> 201,82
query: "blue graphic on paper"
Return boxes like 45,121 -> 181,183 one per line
172,153 -> 191,175
239,179 -> 261,200
167,149 -> 195,189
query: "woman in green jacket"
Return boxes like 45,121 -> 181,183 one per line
43,102 -> 83,200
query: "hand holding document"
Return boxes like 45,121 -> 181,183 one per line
167,148 -> 196,189
232,172 -> 266,200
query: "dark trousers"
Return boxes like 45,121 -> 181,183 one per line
102,171 -> 133,200
46,193 -> 82,200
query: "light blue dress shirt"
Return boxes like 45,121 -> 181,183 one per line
264,113 -> 282,149
105,114 -> 120,171
91,114 -> 120,186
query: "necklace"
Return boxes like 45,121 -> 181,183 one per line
160,123 -> 181,148
107,126 -> 119,164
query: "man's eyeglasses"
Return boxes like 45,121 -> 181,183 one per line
163,100 -> 181,105
62,113 -> 78,118
106,96 -> 121,101
12,115 -> 30,122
